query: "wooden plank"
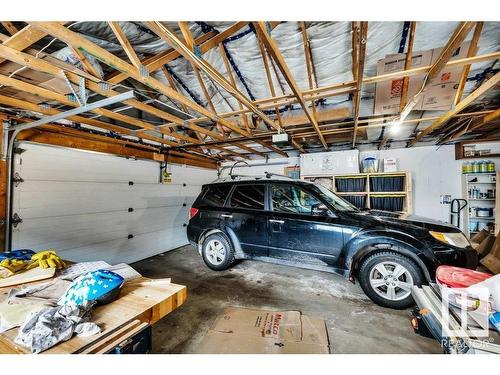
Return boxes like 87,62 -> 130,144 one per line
409,71 -> 500,145
0,72 -> 177,138
0,45 -> 240,154
79,320 -> 143,354
281,108 -> 350,127
0,267 -> 55,287
15,126 -> 220,168
107,22 -> 247,85
28,22 -> 281,156
147,22 -> 283,134
352,22 -> 368,147
453,22 -> 484,105
0,94 -> 178,148
69,46 -> 102,79
108,21 -> 142,69
28,22 -> 248,137
253,21 -> 328,150
1,22 -> 19,36
446,108 -> 500,141
0,278 -> 187,354
256,37 -> 283,132
219,42 -> 251,134
0,24 -> 49,64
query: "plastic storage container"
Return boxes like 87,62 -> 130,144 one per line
361,157 -> 378,173
343,195 -> 366,209
335,177 -> 366,192
370,175 -> 405,192
370,196 -> 404,211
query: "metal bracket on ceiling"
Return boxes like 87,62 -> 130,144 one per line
140,65 -> 149,77
79,77 -> 88,105
99,82 -> 110,91
62,72 -> 83,106
193,45 -> 202,59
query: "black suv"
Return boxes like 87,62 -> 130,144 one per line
187,175 -> 478,309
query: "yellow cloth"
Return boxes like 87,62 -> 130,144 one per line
30,250 -> 65,270
0,258 -> 30,278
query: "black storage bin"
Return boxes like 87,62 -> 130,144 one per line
335,177 -> 366,193
370,196 -> 404,212
343,195 -> 366,209
370,175 -> 404,192
107,325 -> 152,354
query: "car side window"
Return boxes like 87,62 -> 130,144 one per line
200,184 -> 232,207
229,185 -> 265,210
272,184 -> 326,216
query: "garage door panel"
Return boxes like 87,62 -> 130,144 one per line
16,143 -> 159,183
14,181 -> 189,218
12,205 -> 189,250
56,228 -> 189,265
12,142 -> 216,264
169,164 -> 218,185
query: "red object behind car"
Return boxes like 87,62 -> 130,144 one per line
436,265 -> 492,288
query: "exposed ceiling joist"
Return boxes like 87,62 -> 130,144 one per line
1,22 -> 19,36
409,71 -> 500,145
453,22 -> 484,106
253,21 -> 328,150
108,21 -> 143,69
0,23 -> 60,65
147,22 -> 285,134
23,22 -> 274,157
106,22 -> 247,85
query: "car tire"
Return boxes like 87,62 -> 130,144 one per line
358,251 -> 424,309
201,233 -> 235,271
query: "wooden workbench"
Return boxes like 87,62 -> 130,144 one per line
0,277 -> 187,354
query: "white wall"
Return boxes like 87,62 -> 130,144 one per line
361,146 -> 459,222
220,157 -> 300,178
360,146 -> 500,222
221,146 -> 500,224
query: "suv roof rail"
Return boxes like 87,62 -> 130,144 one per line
210,172 -> 301,184
264,172 -> 294,180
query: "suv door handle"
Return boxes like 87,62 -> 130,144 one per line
221,214 -> 233,218
269,219 -> 284,224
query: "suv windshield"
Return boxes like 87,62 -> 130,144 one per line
311,184 -> 359,212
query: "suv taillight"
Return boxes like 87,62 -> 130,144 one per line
189,207 -> 199,219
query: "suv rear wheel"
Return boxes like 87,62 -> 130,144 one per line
358,251 -> 423,309
201,233 -> 235,271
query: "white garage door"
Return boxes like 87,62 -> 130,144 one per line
11,142 -> 216,264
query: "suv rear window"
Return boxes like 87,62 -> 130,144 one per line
229,185 -> 265,210
199,184 -> 232,207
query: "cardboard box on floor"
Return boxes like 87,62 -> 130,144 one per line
481,235 -> 500,274
474,232 -> 496,257
374,42 -> 470,115
195,307 -> 330,354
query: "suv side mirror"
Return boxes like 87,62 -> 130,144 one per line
312,203 -> 333,217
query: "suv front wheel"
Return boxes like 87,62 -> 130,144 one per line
358,251 -> 424,309
201,233 -> 235,271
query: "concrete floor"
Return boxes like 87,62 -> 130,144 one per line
133,245 -> 442,354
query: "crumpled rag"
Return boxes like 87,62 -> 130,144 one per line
14,303 -> 100,353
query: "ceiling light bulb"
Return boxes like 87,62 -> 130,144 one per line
390,121 -> 402,134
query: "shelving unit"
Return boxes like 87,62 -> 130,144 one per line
302,171 -> 412,213
462,171 -> 499,238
